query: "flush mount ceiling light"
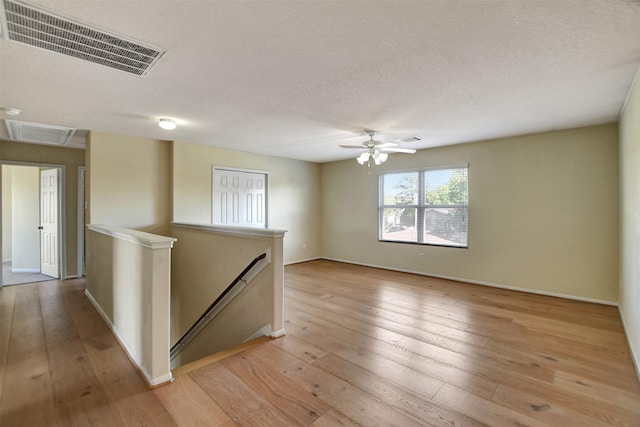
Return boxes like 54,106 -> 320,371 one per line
340,130 -> 416,167
158,118 -> 176,130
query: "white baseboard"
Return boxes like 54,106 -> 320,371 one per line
11,268 -> 40,273
268,328 -> 286,339
320,257 -> 618,306
285,257 -> 320,266
84,289 -> 172,387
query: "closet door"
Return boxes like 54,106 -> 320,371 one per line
213,168 -> 267,228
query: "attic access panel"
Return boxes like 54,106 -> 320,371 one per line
0,0 -> 165,76
5,119 -> 76,146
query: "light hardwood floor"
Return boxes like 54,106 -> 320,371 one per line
1,260 -> 639,426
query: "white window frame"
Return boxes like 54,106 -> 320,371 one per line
378,164 -> 469,248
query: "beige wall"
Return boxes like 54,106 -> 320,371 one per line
172,141 -> 321,264
620,66 -> 640,372
87,132 -> 171,235
321,124 -> 619,303
85,225 -> 174,386
170,224 -> 279,367
0,140 -> 85,277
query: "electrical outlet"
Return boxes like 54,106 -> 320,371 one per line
303,243 -> 307,251
418,253 -> 425,261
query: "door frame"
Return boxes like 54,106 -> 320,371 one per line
0,161 -> 66,286
77,166 -> 86,277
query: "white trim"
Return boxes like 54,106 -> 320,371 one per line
57,166 -> 67,279
321,257 -> 618,306
87,224 -> 176,250
213,165 -> 270,176
171,222 -> 286,238
10,268 -> 40,273
84,289 -> 173,387
1,161 -> 66,283
77,166 -> 86,277
377,163 -> 470,176
285,256 -> 321,265
268,328 -> 286,339
618,305 -> 640,383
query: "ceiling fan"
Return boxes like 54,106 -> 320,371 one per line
340,130 -> 417,166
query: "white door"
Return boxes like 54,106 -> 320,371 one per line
213,168 -> 266,228
40,168 -> 59,278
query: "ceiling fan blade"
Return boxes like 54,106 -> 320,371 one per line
339,144 -> 366,149
380,147 -> 417,154
375,142 -> 398,148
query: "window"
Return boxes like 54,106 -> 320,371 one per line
212,167 -> 268,228
379,165 -> 468,247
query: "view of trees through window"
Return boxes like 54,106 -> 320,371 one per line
379,167 -> 468,247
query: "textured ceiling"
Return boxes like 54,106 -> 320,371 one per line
1,0 -> 639,162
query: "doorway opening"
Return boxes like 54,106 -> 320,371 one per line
1,163 -> 65,286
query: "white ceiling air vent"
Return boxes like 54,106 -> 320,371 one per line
399,136 -> 423,143
0,0 -> 165,76
5,119 -> 76,146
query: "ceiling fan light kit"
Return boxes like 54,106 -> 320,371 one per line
356,150 -> 388,166
341,130 -> 416,167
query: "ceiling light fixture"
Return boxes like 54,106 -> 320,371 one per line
357,149 -> 388,167
159,118 -> 176,130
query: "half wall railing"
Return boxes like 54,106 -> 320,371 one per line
170,252 -> 267,361
169,222 -> 286,368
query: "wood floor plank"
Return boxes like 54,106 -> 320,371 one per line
483,336 -> 640,392
39,280 -> 120,427
283,313 -> 461,397
287,285 -> 490,348
0,284 -> 16,404
84,339 -> 178,427
287,286 -> 572,386
433,384 -> 551,427
309,408 -> 361,427
0,283 -> 59,427
190,362 -> 297,426
154,375 -> 234,427
243,342 -> 428,426
312,352 -> 488,427
220,348 -> 332,425
282,311 -> 499,400
491,384 -> 611,427
275,333 -> 445,401
55,398 -> 92,427
552,370 -> 640,413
